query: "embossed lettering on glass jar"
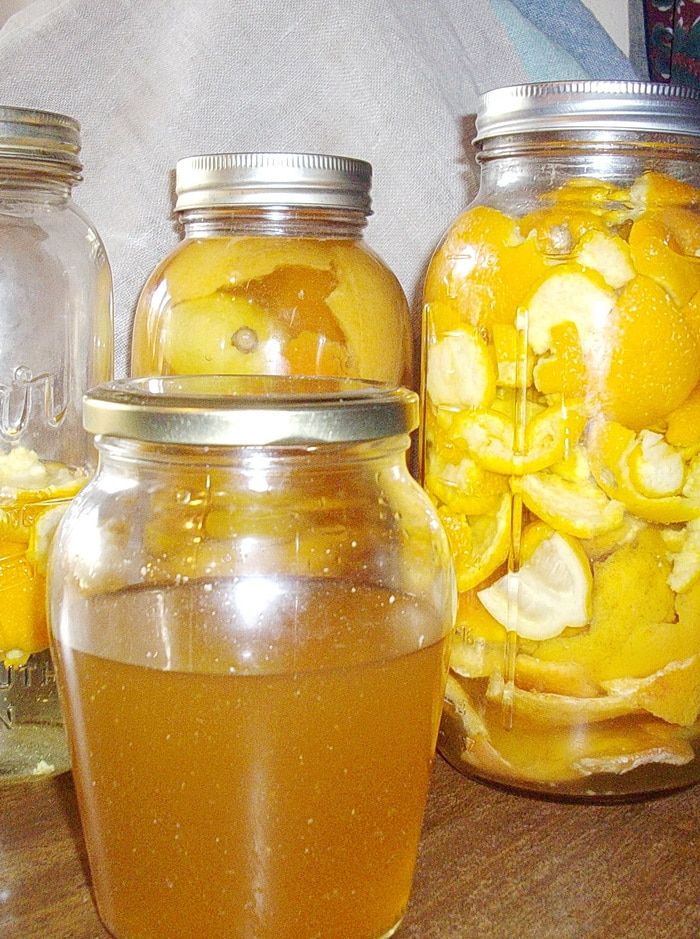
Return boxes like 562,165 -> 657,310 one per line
49,375 -> 454,939
422,81 -> 700,799
0,106 -> 113,781
131,152 -> 413,386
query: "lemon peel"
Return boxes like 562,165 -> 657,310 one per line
519,471 -> 625,539
439,494 -> 511,592
423,206 -> 550,328
424,450 -> 508,516
628,216 -> 700,308
425,328 -> 497,409
629,170 -> 700,210
523,263 -> 616,358
454,399 -> 585,477
573,229 -> 635,289
602,654 -> 700,727
477,528 -> 592,640
491,322 -> 533,388
666,384 -> 700,449
160,293 -> 288,375
663,518 -> 700,593
485,670 -> 639,727
627,430 -> 685,498
589,420 -> 700,524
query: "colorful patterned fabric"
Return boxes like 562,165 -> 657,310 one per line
645,0 -> 700,88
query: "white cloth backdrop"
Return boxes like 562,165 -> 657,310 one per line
0,0 -> 629,376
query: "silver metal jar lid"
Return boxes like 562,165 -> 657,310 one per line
175,152 -> 372,214
0,105 -> 82,171
475,81 -> 700,142
83,376 -> 417,447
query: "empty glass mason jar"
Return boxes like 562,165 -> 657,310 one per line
0,106 -> 113,782
131,152 -> 413,386
422,81 -> 700,799
49,375 -> 455,939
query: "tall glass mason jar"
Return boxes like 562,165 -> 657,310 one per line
0,106 -> 113,782
422,81 -> 700,799
131,152 -> 413,386
48,375 -> 455,939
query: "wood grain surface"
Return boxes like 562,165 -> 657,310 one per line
1,757 -> 698,939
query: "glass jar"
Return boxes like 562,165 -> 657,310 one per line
48,375 -> 455,939
131,152 -> 413,386
422,81 -> 700,799
0,106 -> 113,782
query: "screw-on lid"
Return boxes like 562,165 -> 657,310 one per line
83,375 -> 417,447
475,81 -> 700,142
0,105 -> 82,173
175,152 -> 372,214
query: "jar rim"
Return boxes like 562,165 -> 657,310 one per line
474,81 -> 700,143
83,375 -> 418,446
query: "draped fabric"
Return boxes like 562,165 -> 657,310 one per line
644,0 -> 700,87
0,1 -> 637,375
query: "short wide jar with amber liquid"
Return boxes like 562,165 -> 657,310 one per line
422,81 -> 700,799
49,376 -> 455,939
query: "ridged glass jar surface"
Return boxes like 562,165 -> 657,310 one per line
0,106 -> 113,782
131,153 -> 413,386
48,375 -> 454,939
422,82 -> 700,799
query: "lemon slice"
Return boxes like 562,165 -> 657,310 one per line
477,526 -> 592,640
573,230 -> 635,289
454,399 -> 585,477
589,420 -> 700,524
425,328 -> 497,409
602,654 -> 700,727
628,431 -> 684,498
519,471 -> 625,539
438,494 -> 511,592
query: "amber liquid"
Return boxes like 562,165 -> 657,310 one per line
55,579 -> 448,939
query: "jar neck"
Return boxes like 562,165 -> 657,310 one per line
0,158 -> 78,202
178,205 -> 368,240
476,130 -> 700,201
94,435 -> 410,475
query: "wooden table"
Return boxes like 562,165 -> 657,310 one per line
2,757 -> 699,939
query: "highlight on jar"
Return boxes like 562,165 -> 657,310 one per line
422,169 -> 700,797
0,447 -> 87,670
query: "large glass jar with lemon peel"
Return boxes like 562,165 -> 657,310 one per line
0,107 -> 113,782
423,81 -> 700,798
131,153 -> 412,387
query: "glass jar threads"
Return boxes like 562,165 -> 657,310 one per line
422,81 -> 700,798
0,106 -> 113,781
49,375 -> 454,939
131,152 -> 413,386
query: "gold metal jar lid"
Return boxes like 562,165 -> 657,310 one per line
83,376 -> 418,446
0,105 -> 82,174
174,152 -> 372,214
